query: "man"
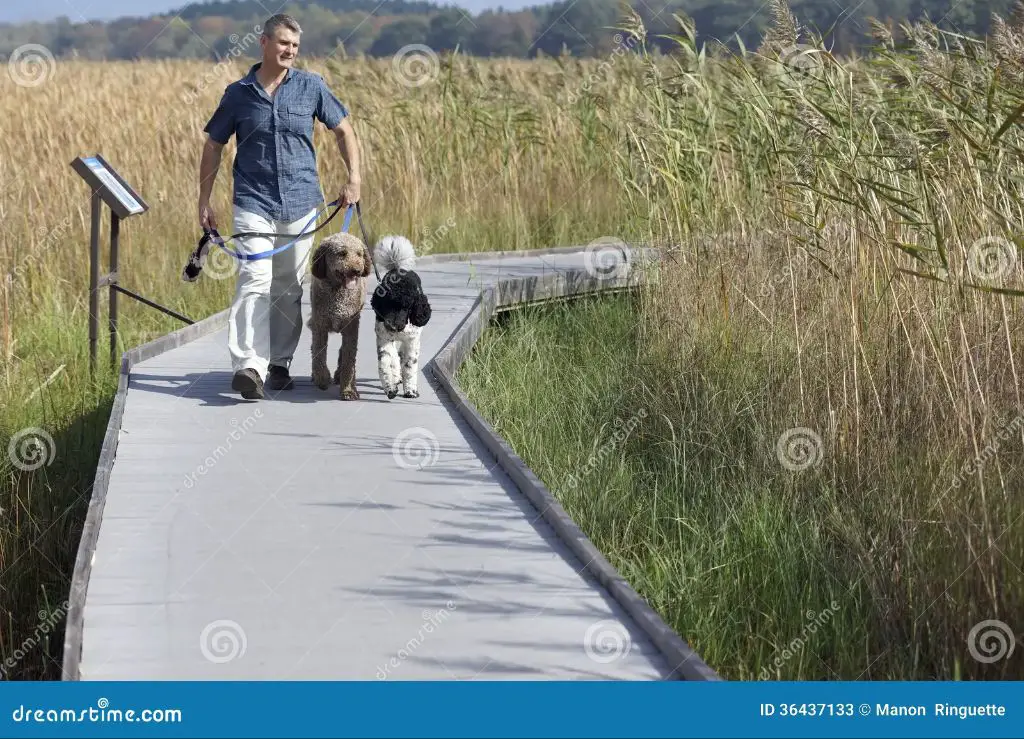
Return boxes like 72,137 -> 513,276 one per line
198,13 -> 361,400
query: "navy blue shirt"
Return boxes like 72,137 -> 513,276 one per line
204,63 -> 349,222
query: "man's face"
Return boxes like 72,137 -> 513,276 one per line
262,28 -> 300,68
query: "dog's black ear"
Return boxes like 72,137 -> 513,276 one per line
361,246 -> 373,277
410,293 -> 431,327
311,245 -> 327,280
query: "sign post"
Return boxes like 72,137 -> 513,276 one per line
71,154 -> 193,376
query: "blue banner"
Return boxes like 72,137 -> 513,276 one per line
1,682 -> 1020,738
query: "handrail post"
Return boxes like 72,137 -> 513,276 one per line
74,154 -> 193,368
109,213 -> 120,370
89,191 -> 101,378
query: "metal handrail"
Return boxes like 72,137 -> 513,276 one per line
88,191 -> 193,376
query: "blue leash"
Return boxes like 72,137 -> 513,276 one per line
183,200 -> 377,281
209,199 -> 347,261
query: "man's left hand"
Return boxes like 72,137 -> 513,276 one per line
339,180 -> 361,208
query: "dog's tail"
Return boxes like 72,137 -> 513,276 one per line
373,235 -> 416,273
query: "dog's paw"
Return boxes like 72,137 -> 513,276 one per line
341,387 -> 360,401
312,367 -> 332,390
386,388 -> 398,400
402,389 -> 419,399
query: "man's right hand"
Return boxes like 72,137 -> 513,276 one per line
199,203 -> 218,232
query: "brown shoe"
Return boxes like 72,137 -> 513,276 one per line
231,368 -> 264,400
267,364 -> 294,391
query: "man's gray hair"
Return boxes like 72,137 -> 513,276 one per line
263,14 -> 302,38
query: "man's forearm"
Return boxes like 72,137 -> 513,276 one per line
199,140 -> 223,204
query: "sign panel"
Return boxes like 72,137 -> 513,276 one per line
81,157 -> 144,215
71,154 -> 148,219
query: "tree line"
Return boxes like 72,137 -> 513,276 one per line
0,0 -> 1015,61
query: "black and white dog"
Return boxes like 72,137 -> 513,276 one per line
370,236 -> 432,399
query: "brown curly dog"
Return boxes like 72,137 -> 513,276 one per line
307,232 -> 373,400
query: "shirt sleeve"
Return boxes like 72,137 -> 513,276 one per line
203,87 -> 236,144
314,75 -> 349,129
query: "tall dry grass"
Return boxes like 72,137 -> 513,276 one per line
459,4 -> 1024,679
626,6 -> 1024,677
3,0 -> 1024,680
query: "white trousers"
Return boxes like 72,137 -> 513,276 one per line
227,206 -> 317,378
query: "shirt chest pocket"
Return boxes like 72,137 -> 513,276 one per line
280,102 -> 314,135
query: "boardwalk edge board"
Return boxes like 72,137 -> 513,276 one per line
427,263 -> 721,683
62,307 -> 231,681
62,244 -> 719,682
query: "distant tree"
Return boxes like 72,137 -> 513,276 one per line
314,0 -> 441,16
49,16 -> 77,56
330,21 -> 377,55
467,10 -> 535,57
368,17 -> 430,55
506,11 -> 540,53
109,17 -> 174,59
177,0 -> 445,21
532,0 -> 620,57
68,23 -> 112,59
659,1 -> 758,51
426,8 -> 474,52
2,0 -> 1018,61
290,5 -> 347,54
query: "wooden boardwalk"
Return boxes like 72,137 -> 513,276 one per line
66,247 -> 717,681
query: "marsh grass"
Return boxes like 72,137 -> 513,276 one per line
458,284 -> 1023,680
4,0 -> 1024,679
457,5 -> 1024,679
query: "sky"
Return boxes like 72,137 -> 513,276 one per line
0,0 -> 532,24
